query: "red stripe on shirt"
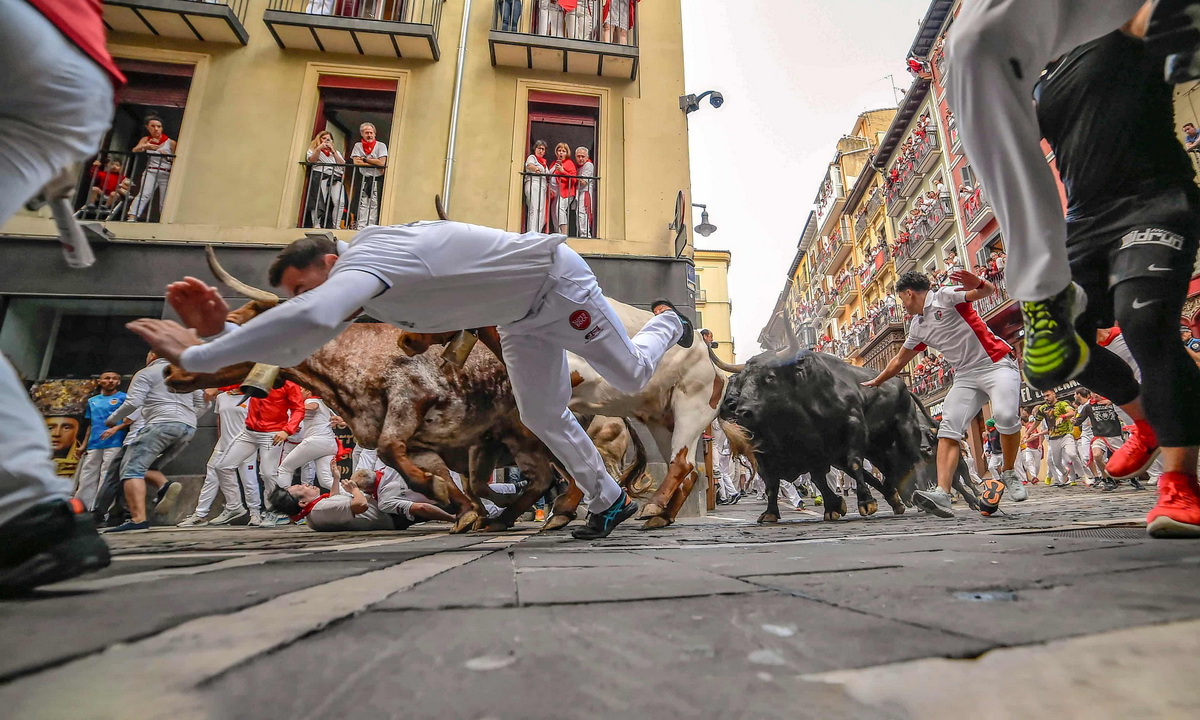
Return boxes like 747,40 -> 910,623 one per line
26,0 -> 125,87
954,302 -> 1012,362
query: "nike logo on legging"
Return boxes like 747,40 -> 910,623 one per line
1132,299 -> 1160,309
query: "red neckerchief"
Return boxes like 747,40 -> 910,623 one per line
290,494 -> 330,523
360,138 -> 377,155
149,134 -> 170,147
320,147 -> 332,157
535,155 -> 548,168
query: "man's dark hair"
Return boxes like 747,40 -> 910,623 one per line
894,271 -> 931,294
268,487 -> 302,516
1077,388 -> 1091,397
143,113 -> 162,126
268,236 -> 337,286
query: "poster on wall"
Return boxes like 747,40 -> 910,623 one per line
29,379 -> 97,478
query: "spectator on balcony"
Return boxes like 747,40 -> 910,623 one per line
537,0 -> 564,36
304,130 -> 346,230
350,122 -> 387,230
305,0 -> 335,15
1184,122 -> 1200,152
548,142 -> 577,235
574,146 -> 595,238
497,0 -> 522,31
126,114 -> 175,223
79,157 -> 128,218
523,139 -> 550,233
957,181 -> 974,200
563,0 -> 596,40
602,0 -> 636,44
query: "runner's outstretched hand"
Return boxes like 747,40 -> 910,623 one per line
166,276 -> 229,337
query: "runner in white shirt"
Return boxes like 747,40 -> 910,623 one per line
127,220 -> 693,540
864,269 -> 1026,517
178,388 -> 258,527
276,391 -> 338,491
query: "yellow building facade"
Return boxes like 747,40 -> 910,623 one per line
694,248 -> 734,363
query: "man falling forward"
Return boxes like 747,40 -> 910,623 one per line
128,221 -> 694,540
864,269 -> 1027,517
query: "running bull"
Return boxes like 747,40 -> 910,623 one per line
716,327 -> 977,523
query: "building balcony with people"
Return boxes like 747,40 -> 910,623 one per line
489,0 -> 641,79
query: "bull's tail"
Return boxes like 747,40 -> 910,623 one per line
617,417 -> 653,497
720,420 -> 759,479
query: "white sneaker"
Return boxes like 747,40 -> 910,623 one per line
247,511 -> 263,527
913,487 -> 955,518
208,506 -> 248,526
176,513 -> 208,528
1004,470 -> 1028,502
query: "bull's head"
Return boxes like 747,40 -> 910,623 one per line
709,312 -> 801,376
164,247 -> 283,393
717,315 -> 804,429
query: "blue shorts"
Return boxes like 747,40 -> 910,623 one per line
119,422 -> 195,480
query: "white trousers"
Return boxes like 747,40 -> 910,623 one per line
215,429 -> 291,512
524,182 -> 549,233
499,246 -> 683,512
129,168 -> 169,221
74,446 -> 121,511
1016,447 -> 1042,484
945,0 -> 1145,300
937,358 -> 1023,440
538,0 -> 563,36
565,0 -> 595,40
0,1 -> 113,526
780,479 -> 802,508
1046,434 -> 1081,484
575,190 -> 593,238
195,439 -> 257,517
986,452 -> 1003,479
277,435 -> 336,491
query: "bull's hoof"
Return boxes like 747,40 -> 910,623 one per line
639,516 -> 672,530
637,503 -> 666,520
858,500 -> 878,517
542,514 -> 574,531
824,510 -> 843,521
757,511 -> 781,524
888,494 -> 906,515
452,510 -> 480,534
483,520 -> 511,533
471,516 -> 489,532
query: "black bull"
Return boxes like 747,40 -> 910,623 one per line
720,349 -> 978,523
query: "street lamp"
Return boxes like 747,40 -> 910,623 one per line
692,203 -> 717,237
680,90 -> 724,114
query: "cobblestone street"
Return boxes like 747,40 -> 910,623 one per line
4,483 -> 1200,719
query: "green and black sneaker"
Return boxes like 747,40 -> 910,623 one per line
1020,283 -> 1090,391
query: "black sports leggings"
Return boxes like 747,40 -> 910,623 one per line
1074,276 -> 1200,447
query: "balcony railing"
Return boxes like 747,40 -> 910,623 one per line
102,0 -> 250,44
865,186 -> 883,220
975,272 -> 1014,318
520,170 -> 600,238
910,196 -> 954,248
296,161 -> 395,230
913,364 -> 955,401
854,209 -> 870,240
489,0 -> 640,79
71,150 -> 176,224
962,187 -> 994,233
264,0 -> 443,59
913,130 -> 939,174
885,181 -> 906,217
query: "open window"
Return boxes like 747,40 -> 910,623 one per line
298,75 -> 397,230
521,91 -> 599,237
73,59 -> 193,224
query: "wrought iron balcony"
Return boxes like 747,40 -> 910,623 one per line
520,170 -> 600,238
264,0 -> 443,59
962,187 -> 994,233
489,0 -> 639,80
913,130 -> 939,174
71,149 -> 177,224
102,0 -> 249,44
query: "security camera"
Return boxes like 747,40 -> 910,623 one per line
708,91 -> 724,109
681,90 -> 725,115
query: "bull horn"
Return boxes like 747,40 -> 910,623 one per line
774,313 -> 801,360
434,195 -> 449,221
206,245 -> 280,306
708,346 -> 745,373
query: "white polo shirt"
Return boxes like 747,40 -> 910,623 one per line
305,489 -> 395,532
903,288 -> 1012,372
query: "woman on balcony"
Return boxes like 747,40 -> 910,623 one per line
537,0 -> 564,36
548,142 -> 576,236
523,139 -> 550,233
304,130 -> 346,230
602,0 -> 637,44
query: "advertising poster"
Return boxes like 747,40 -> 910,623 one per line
29,379 -> 98,478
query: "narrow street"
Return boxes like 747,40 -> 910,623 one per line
4,484 -> 1198,719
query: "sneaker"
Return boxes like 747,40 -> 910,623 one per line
105,520 -> 150,533
650,299 -> 695,348
571,492 -> 638,540
913,487 -> 954,518
1004,470 -> 1027,502
1107,423 -> 1160,479
1146,472 -> 1200,538
978,475 -> 1007,517
1145,0 -> 1200,58
1044,477 -> 1053,486
1020,283 -> 1090,391
247,511 -> 264,527
534,508 -> 547,522
208,506 -> 248,526
0,499 -> 111,594
154,480 -> 182,516
263,511 -> 292,527
176,513 -> 209,528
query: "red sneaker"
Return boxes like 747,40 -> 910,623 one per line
1147,472 -> 1200,539
1106,422 -> 1160,479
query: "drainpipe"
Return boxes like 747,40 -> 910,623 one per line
442,0 -> 473,212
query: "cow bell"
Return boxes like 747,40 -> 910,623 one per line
240,363 -> 280,398
440,330 -> 478,370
